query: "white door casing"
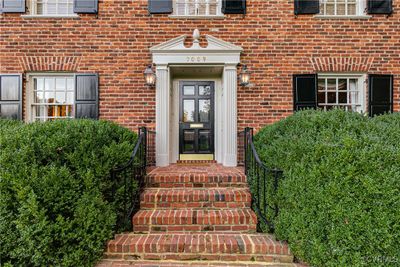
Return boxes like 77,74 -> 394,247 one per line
150,29 -> 242,167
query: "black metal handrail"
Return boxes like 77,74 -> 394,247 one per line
110,126 -> 154,231
240,127 -> 283,231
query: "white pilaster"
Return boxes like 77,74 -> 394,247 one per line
155,64 -> 170,166
222,64 -> 238,167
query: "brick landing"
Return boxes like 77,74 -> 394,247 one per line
98,163 -> 294,266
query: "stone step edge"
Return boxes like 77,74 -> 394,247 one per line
103,252 -> 294,263
97,259 -> 299,266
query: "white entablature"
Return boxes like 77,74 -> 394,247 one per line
150,29 -> 243,65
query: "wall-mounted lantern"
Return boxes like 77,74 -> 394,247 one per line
144,64 -> 156,86
239,64 -> 250,86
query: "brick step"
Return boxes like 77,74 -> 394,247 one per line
140,188 -> 251,209
132,209 -> 257,233
105,233 -> 293,263
97,259 -> 301,266
145,173 -> 247,188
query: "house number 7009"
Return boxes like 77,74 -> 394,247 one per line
187,56 -> 207,63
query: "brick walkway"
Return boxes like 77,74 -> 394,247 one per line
97,163 -> 295,266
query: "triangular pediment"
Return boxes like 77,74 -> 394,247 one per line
150,30 -> 243,54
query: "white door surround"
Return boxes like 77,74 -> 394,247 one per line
150,29 -> 243,167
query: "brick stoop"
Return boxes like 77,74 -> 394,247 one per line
99,163 -> 294,266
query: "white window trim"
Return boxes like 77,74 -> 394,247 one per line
23,0 -> 78,18
315,0 -> 372,18
26,73 -> 75,122
169,0 -> 225,19
317,73 -> 367,114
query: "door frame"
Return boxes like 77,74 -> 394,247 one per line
178,81 -> 215,156
170,78 -> 223,164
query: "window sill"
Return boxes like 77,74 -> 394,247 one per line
314,15 -> 372,20
21,14 -> 80,19
169,15 -> 225,19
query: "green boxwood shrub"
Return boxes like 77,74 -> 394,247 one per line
0,119 -> 137,266
254,110 -> 400,267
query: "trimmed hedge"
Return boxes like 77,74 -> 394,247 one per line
0,119 -> 137,266
254,110 -> 400,267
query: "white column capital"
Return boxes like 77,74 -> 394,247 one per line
224,63 -> 238,71
155,64 -> 168,71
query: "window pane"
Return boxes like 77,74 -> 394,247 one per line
35,91 -> 44,103
337,0 -> 346,15
45,78 -> 55,91
67,78 -> 74,90
56,91 -> 65,103
199,99 -> 210,122
183,100 -> 195,122
56,78 -> 66,90
327,92 -> 336,104
318,91 -> 325,104
339,92 -> 347,104
35,78 -> 44,91
45,91 -> 55,103
327,79 -> 336,91
67,92 -> 74,104
338,79 -> 347,91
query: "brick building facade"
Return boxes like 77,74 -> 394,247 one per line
0,0 -> 398,167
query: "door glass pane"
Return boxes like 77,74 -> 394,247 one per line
183,100 -> 195,122
183,130 -> 195,152
183,86 -> 195,96
199,130 -> 211,151
199,99 -> 210,122
199,85 -> 211,95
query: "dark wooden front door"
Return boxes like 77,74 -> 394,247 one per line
179,81 -> 215,156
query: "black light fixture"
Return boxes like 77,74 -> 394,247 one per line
239,64 -> 250,86
144,64 -> 156,86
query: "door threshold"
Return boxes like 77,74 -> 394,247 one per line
179,154 -> 214,161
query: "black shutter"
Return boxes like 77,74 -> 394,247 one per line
75,74 -> 99,119
73,0 -> 98,14
222,0 -> 246,14
294,0 -> 320,15
367,0 -> 392,14
369,75 -> 393,117
0,0 -> 25,13
0,74 -> 22,120
293,74 -> 318,111
148,0 -> 173,14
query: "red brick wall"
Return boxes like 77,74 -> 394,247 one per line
1,0 -> 399,132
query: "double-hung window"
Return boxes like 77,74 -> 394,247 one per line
319,0 -> 366,16
27,0 -> 75,16
174,0 -> 222,17
317,75 -> 365,113
30,75 -> 75,121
